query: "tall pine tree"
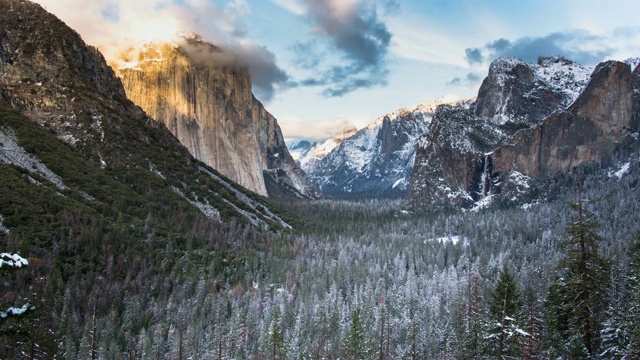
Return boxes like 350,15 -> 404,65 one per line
343,310 -> 373,360
620,232 -> 640,358
269,322 -> 287,360
546,197 -> 609,358
485,264 -> 523,359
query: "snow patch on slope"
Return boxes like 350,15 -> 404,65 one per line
0,215 -> 8,235
0,128 -> 68,190
536,56 -> 592,106
609,162 -> 631,180
170,186 -> 221,220
198,166 -> 292,229
298,125 -> 358,173
487,57 -> 592,125
424,235 -> 464,245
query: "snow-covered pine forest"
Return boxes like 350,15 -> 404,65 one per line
3,151 -> 637,359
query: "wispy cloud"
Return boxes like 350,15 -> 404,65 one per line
448,72 -> 482,87
464,30 -> 613,66
291,0 -> 396,97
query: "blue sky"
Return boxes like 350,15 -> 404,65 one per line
35,0 -> 640,140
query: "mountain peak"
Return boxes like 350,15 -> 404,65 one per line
475,56 -> 592,127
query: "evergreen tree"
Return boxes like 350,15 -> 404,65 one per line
519,285 -> 543,360
269,322 -> 287,360
462,266 -> 485,359
619,232 -> 640,358
546,198 -> 609,358
342,310 -> 372,360
485,264 -> 523,359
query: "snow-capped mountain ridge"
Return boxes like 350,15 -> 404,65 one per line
306,96 -> 464,197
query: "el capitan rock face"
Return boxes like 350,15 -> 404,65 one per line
114,40 -> 320,199
114,41 -> 266,195
409,57 -> 639,209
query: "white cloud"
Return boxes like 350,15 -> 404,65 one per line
278,114 -> 369,141
388,19 -> 468,68
33,0 -> 247,47
33,0 -> 290,102
269,0 -> 305,15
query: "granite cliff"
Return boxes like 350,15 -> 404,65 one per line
114,40 -> 320,199
409,57 -> 639,209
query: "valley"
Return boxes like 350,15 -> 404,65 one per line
1,0 -> 640,359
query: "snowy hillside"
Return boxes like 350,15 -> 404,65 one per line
296,125 -> 358,174
308,97 -> 465,197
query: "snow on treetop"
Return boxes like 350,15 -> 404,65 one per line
0,253 -> 28,268
0,303 -> 33,319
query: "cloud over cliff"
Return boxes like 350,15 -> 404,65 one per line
33,0 -> 288,102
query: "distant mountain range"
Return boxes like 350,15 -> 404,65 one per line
298,98 -> 461,198
299,56 -> 640,207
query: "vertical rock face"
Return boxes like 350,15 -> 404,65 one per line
408,101 -> 505,208
409,57 -> 639,209
491,60 -> 635,178
115,42 -> 267,195
114,41 -> 320,198
252,95 -> 323,199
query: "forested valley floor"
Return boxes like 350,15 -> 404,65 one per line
2,152 -> 640,359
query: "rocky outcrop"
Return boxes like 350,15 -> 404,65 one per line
0,0 -> 139,159
491,61 -> 635,178
114,41 -> 320,198
253,95 -> 322,199
408,101 -> 505,207
475,57 -> 591,129
409,57 -> 639,209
